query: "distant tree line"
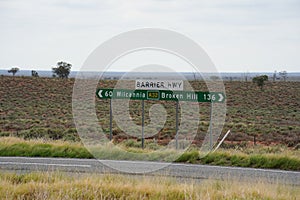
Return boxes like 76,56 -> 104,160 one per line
6,61 -> 72,79
7,64 -> 290,83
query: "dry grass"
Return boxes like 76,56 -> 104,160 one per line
220,145 -> 300,160
0,171 -> 299,200
0,136 -> 79,146
0,137 -> 93,158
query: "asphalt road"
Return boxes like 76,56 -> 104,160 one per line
0,157 -> 299,185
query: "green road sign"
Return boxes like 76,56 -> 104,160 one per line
96,88 -> 225,103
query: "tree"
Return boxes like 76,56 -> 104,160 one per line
31,70 -> 39,77
192,71 -> 197,81
272,70 -> 277,82
52,61 -> 72,79
8,67 -> 19,76
252,75 -> 268,90
279,71 -> 287,81
210,75 -> 220,81
244,71 -> 250,82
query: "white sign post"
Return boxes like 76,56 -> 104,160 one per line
135,80 -> 183,91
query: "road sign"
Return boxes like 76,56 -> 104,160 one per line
135,80 -> 183,91
96,88 -> 225,103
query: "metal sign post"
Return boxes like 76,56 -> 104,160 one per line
109,99 -> 113,141
141,100 -> 145,149
175,101 -> 179,149
209,103 -> 213,150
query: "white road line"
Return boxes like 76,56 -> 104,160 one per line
0,162 -> 91,168
0,156 -> 93,162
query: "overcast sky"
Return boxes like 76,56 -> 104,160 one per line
0,0 -> 299,72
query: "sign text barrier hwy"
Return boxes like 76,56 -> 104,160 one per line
135,80 -> 184,91
96,88 -> 225,103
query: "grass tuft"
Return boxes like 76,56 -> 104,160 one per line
0,171 -> 299,200
0,137 -> 93,158
200,151 -> 300,171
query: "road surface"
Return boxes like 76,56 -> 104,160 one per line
0,157 -> 299,185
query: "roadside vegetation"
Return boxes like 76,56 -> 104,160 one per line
0,137 -> 92,158
1,137 -> 299,171
0,171 -> 299,199
0,76 -> 299,170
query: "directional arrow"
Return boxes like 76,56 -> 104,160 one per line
218,93 -> 224,102
98,90 -> 103,98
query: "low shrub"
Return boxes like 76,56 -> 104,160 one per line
175,150 -> 199,163
6,128 -> 80,142
200,151 -> 300,171
0,138 -> 92,158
